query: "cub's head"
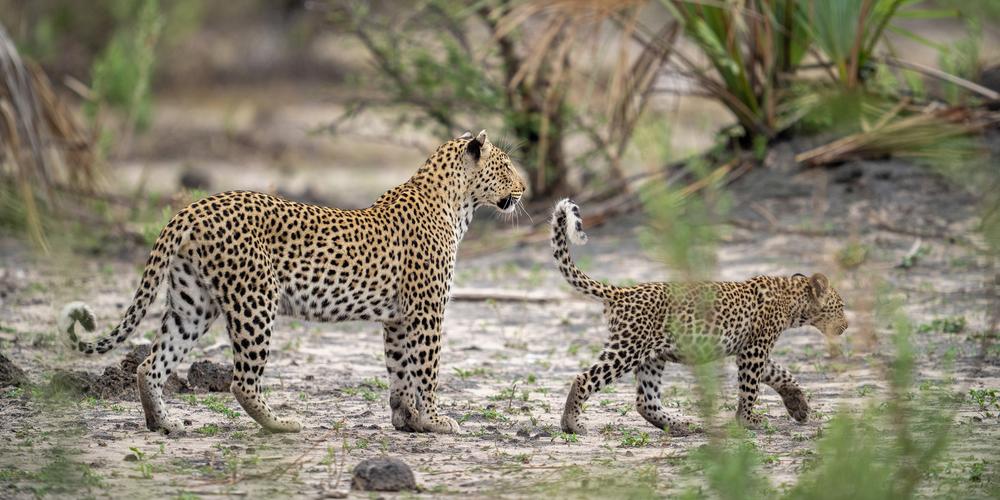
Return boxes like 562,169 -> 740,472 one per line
796,273 -> 848,337
461,130 -> 527,213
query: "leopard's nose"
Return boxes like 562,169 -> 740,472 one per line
497,195 -> 515,210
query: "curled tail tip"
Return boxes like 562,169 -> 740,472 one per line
553,198 -> 588,245
59,301 -> 95,347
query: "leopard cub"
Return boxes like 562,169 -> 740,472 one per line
550,200 -> 848,435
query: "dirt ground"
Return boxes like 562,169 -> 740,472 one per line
1,83 -> 999,498
1,149 -> 998,498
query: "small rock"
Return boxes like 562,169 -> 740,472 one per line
533,428 -> 553,439
188,360 -> 233,392
124,453 -> 138,462
833,166 -> 863,184
351,457 -> 417,492
179,166 -> 212,191
0,351 -> 27,387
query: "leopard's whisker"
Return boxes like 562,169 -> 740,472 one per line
516,199 -> 533,224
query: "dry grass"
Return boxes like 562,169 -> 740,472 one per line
0,22 -> 97,250
795,105 -> 1000,166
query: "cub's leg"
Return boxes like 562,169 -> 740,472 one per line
761,359 -> 809,422
561,344 -> 645,435
383,321 -> 420,432
735,347 -> 768,428
137,258 -> 218,435
635,354 -> 698,436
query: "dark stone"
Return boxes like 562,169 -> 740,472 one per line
980,65 -> 1000,93
179,166 -> 212,191
833,166 -> 863,184
351,457 -> 417,492
0,351 -> 27,387
188,360 -> 233,392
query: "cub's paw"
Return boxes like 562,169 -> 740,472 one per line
666,421 -> 702,437
158,417 -> 188,437
781,389 -> 810,423
264,419 -> 303,434
560,415 -> 587,436
736,412 -> 767,430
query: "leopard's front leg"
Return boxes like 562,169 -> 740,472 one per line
735,348 -> 768,429
408,313 -> 460,434
383,321 -> 420,432
383,314 -> 459,434
762,359 -> 809,422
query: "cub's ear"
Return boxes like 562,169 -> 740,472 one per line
466,129 -> 487,163
457,131 -> 473,140
809,273 -> 829,300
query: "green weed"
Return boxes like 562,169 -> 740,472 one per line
918,317 -> 966,334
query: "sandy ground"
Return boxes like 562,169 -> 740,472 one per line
1,144 -> 998,498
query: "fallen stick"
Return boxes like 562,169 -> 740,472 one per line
450,288 -> 573,303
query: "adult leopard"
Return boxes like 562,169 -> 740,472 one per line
59,130 -> 527,435
550,199 -> 847,435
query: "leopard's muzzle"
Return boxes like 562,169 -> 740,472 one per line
497,191 -> 523,213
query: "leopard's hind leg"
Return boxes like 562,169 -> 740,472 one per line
137,256 -> 218,435
635,354 -> 699,436
218,270 -> 301,433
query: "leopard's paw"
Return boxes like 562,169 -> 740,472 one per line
420,415 -> 460,434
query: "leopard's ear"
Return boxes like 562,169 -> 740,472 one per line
457,131 -> 473,140
466,129 -> 487,163
809,273 -> 829,300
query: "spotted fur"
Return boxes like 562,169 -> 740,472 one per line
60,130 -> 527,435
551,200 -> 848,435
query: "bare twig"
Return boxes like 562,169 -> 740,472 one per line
451,288 -> 574,303
879,56 -> 1000,101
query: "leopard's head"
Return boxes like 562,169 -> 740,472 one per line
462,130 -> 527,213
796,273 -> 848,337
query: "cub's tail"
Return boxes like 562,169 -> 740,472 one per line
59,211 -> 188,354
550,199 -> 617,301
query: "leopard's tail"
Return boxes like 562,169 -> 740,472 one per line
59,209 -> 190,355
551,199 -> 618,301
